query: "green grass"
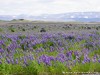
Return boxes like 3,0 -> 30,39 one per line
0,28 -> 3,32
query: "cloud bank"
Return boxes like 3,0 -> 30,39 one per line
0,0 -> 100,15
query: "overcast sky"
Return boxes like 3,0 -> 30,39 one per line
0,0 -> 100,15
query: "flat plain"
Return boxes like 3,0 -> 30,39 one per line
0,21 -> 100,34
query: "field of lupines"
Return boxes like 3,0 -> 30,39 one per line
0,31 -> 100,75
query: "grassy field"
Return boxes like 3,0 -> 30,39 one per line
0,21 -> 100,75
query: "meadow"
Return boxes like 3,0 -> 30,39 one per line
0,21 -> 100,75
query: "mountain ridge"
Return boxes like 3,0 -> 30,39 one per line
0,12 -> 100,22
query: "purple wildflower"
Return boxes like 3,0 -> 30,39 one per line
6,58 -> 10,64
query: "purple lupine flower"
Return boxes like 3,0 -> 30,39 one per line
66,51 -> 73,57
92,55 -> 97,63
83,54 -> 90,63
77,35 -> 83,41
94,54 -> 99,59
37,59 -> 41,65
0,48 -> 4,53
58,53 -> 66,59
49,56 -> 55,61
0,60 -> 2,64
55,53 -> 67,63
0,55 -> 2,59
39,55 -> 51,65
6,58 -> 10,64
45,58 -> 51,65
50,46 -> 54,52
82,48 -> 89,55
23,57 -> 28,66
58,40 -> 63,46
92,58 -> 97,63
66,51 -> 73,60
0,40 -> 4,46
10,57 -> 15,64
76,56 -> 81,63
58,47 -> 64,52
28,55 -> 34,60
73,60 -> 76,65
82,61 -> 85,64
38,47 -> 44,52
20,57 -> 23,61
38,55 -> 43,65
74,51 -> 79,56
56,57 -> 65,63
98,59 -> 100,63
15,58 -> 18,64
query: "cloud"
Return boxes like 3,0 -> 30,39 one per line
36,0 -> 55,3
0,0 -> 100,15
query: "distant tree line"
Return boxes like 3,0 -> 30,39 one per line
12,19 -> 25,21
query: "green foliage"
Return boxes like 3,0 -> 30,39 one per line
32,41 -> 54,50
89,49 -> 100,57
33,43 -> 43,49
44,41 -> 54,47
0,28 -> 3,32
9,27 -> 16,32
68,40 -> 86,51
5,38 -> 12,45
18,35 -> 26,39
23,62 -> 38,75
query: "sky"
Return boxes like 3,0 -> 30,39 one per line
0,0 -> 100,15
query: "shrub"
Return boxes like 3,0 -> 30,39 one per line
22,28 -> 25,31
40,28 -> 46,32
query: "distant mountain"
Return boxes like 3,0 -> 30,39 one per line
0,15 -> 13,21
0,12 -> 100,22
